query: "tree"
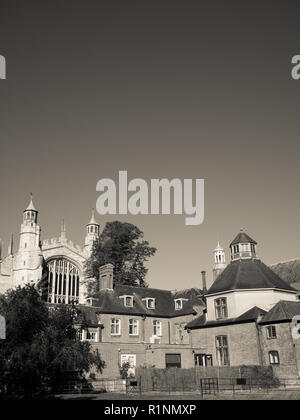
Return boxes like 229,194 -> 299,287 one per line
85,221 -> 156,291
0,285 -> 105,398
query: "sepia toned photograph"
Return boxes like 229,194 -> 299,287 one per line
1,0 -> 300,408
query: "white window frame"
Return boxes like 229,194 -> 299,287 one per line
174,298 -> 188,310
175,299 -> 183,310
120,295 -> 134,307
86,331 -> 97,341
111,318 -> 121,335
129,319 -> 139,336
120,354 -> 136,376
153,320 -> 162,337
143,298 -> 156,309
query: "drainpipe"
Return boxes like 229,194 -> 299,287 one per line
255,316 -> 264,366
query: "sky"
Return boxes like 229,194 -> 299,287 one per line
0,0 -> 300,290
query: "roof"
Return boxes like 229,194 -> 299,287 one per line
186,306 -> 266,330
214,242 -> 224,251
260,300 -> 300,324
87,209 -> 98,226
87,284 -> 205,318
230,230 -> 257,247
207,258 -> 297,295
25,194 -> 37,212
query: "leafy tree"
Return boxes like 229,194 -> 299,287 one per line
84,221 -> 156,292
0,285 -> 105,398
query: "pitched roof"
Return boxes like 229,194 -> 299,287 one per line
87,284 -> 205,318
260,300 -> 300,324
87,209 -> 98,226
25,194 -> 37,212
207,259 -> 297,295
186,306 -> 266,330
230,231 -> 257,246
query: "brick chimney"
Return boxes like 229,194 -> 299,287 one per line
99,264 -> 114,290
201,270 -> 207,293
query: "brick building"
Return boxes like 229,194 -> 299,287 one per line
186,230 -> 300,377
1,197 -> 300,379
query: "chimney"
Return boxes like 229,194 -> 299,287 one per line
201,270 -> 207,293
99,264 -> 114,290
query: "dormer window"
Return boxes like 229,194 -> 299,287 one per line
175,299 -> 183,310
174,298 -> 188,310
120,295 -> 134,307
143,298 -> 155,309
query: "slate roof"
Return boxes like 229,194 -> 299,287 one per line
186,306 -> 266,330
207,259 -> 297,295
230,231 -> 257,247
86,284 -> 205,318
259,300 -> 300,324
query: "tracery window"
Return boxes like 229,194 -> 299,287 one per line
47,258 -> 80,304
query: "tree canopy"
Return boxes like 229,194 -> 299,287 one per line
0,285 -> 105,398
85,221 -> 156,292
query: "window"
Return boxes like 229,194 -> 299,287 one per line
153,320 -> 162,336
86,331 -> 97,341
269,351 -> 280,365
129,319 -> 139,336
175,299 -> 183,310
111,318 -> 121,335
233,245 -> 239,254
166,354 -> 181,369
143,298 -> 155,309
215,298 -> 228,319
266,326 -> 277,339
194,354 -> 213,367
216,335 -> 230,366
120,354 -> 136,376
47,258 -> 80,304
76,329 -> 83,341
125,296 -> 133,307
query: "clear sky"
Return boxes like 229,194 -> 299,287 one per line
0,0 -> 300,290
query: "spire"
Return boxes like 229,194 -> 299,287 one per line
60,219 -> 66,240
88,209 -> 98,226
25,193 -> 37,212
7,233 -> 13,256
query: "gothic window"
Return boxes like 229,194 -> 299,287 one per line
215,297 -> 228,319
216,335 -> 230,366
47,258 -> 80,304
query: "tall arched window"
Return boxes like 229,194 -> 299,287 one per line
47,258 -> 80,304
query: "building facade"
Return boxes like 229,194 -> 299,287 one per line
1,200 -> 300,379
